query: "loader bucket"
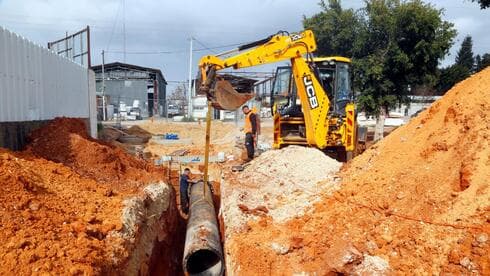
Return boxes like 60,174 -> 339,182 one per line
209,79 -> 255,110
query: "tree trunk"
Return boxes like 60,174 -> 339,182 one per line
374,109 -> 386,142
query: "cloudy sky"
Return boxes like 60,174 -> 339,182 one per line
0,0 -> 488,92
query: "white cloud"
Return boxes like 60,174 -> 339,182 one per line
0,0 -> 489,90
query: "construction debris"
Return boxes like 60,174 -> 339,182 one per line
222,68 -> 490,275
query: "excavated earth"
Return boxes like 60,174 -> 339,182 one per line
222,68 -> 490,274
0,118 -> 184,275
2,66 -> 489,275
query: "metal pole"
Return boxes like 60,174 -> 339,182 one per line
86,26 -> 91,68
203,101 -> 212,198
166,100 -> 169,122
187,37 -> 193,118
101,50 -> 106,121
122,0 -> 126,63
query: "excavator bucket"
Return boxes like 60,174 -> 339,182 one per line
199,72 -> 256,111
210,79 -> 254,110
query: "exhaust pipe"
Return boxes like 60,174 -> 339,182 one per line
183,181 -> 224,275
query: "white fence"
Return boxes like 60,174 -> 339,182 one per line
0,26 -> 96,136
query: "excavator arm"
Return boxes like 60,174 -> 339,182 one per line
198,30 -> 318,110
290,57 -> 330,148
198,29 -> 333,148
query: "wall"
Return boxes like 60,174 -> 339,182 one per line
96,79 -> 149,116
94,66 -> 167,118
156,74 -> 167,117
87,70 -> 97,137
0,27 -> 96,149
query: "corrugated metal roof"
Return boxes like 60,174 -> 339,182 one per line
91,62 -> 167,84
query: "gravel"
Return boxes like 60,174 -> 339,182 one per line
222,146 -> 342,232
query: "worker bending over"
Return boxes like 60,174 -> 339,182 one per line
179,168 -> 196,215
242,105 -> 257,161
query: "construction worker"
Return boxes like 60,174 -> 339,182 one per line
242,105 -> 257,161
179,168 -> 195,215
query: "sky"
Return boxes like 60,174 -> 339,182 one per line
0,0 -> 489,93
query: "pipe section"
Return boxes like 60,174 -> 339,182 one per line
183,181 -> 224,275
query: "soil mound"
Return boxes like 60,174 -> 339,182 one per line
26,118 -> 164,192
228,68 -> 490,274
223,146 -> 341,232
0,149 -> 125,274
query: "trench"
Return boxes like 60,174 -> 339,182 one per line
143,168 -> 224,276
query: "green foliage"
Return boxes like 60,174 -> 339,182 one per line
455,36 -> 475,71
436,64 -> 469,94
304,0 -> 456,115
303,0 -> 360,57
435,37 -> 490,94
472,0 -> 490,9
475,53 -> 490,72
475,54 -> 482,71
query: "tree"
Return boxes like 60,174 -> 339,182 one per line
436,37 -> 481,94
476,53 -> 490,72
303,0 -> 361,57
436,64 -> 469,94
475,54 -> 482,71
482,53 -> 490,70
471,0 -> 490,9
455,35 -> 475,72
168,84 -> 188,109
169,84 -> 186,101
304,0 -> 456,140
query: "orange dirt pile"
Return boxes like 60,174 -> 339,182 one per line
0,118 -> 175,274
125,125 -> 152,139
228,68 -> 490,274
0,148 -> 126,274
25,118 -> 165,193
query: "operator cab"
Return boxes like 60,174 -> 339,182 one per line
271,57 -> 352,117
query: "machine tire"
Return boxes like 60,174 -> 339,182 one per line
330,147 -> 352,163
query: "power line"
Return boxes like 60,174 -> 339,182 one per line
104,42 -> 245,55
0,16 -> 262,36
106,0 -> 122,51
193,37 -> 218,54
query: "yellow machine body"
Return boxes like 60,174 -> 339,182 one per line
197,30 -> 361,161
271,56 -> 359,160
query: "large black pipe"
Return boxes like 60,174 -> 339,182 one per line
183,181 -> 224,275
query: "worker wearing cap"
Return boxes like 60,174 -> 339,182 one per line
242,105 -> 257,161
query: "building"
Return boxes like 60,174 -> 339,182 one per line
91,62 -> 167,120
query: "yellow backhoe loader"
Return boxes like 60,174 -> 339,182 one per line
197,30 -> 366,161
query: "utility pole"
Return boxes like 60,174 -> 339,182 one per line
165,99 -> 169,122
122,0 -> 126,63
101,50 -> 106,121
187,37 -> 193,118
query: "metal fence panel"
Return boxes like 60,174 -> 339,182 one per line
0,27 -> 90,122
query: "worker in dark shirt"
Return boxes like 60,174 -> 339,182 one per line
242,105 -> 257,160
179,168 -> 194,215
